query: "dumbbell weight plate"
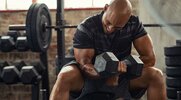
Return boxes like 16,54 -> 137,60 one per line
0,61 -> 9,82
15,36 -> 29,51
94,52 -> 119,78
1,66 -> 20,84
0,36 -> 15,52
124,55 -> 143,79
20,66 -> 41,84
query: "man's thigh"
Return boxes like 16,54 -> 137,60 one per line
129,67 -> 163,98
59,63 -> 84,91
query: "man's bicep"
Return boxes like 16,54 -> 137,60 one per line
133,34 -> 153,55
74,48 -> 95,65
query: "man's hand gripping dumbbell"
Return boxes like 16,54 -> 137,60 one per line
79,52 -> 144,86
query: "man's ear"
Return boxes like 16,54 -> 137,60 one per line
103,4 -> 109,11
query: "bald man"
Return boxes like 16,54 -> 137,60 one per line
50,0 -> 166,100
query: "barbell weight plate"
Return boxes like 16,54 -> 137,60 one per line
166,77 -> 181,88
166,67 -> 181,77
26,3 -> 52,52
164,46 -> 181,56
26,3 -> 36,52
165,56 -> 181,66
167,87 -> 181,99
176,40 -> 181,46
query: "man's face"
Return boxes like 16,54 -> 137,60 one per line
102,6 -> 131,34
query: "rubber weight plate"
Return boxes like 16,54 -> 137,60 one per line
167,87 -> 181,99
176,40 -> 181,46
166,77 -> 181,88
26,3 -> 52,52
165,56 -> 181,66
26,3 -> 36,52
166,67 -> 181,77
164,46 -> 181,56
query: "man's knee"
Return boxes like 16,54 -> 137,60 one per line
130,67 -> 164,89
57,65 -> 84,90
57,65 -> 79,82
144,67 -> 164,84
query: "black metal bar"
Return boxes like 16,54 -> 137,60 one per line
46,25 -> 77,29
143,23 -> 181,27
40,52 -> 50,100
40,89 -> 47,100
56,0 -> 66,71
177,91 -> 181,100
45,23 -> 181,29
32,83 -> 40,100
8,23 -> 181,31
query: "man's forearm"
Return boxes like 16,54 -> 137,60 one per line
139,55 -> 155,67
78,57 -> 93,67
76,58 -> 100,79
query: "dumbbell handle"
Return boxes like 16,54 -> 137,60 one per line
123,59 -> 131,67
9,24 -> 25,31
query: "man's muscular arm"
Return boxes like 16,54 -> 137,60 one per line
133,34 -> 156,67
74,48 -> 100,79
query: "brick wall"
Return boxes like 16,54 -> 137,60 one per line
0,1 -> 138,100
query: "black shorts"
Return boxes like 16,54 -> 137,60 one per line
62,60 -> 146,100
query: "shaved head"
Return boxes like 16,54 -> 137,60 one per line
102,0 -> 132,34
109,0 -> 132,15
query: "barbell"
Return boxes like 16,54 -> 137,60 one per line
9,3 -> 77,52
9,3 -> 181,52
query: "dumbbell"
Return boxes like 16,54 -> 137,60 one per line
15,36 -> 29,51
0,36 -> 15,52
7,31 -> 20,41
0,31 -> 20,52
9,31 -> 29,52
94,52 -> 143,79
0,61 -> 9,82
20,61 -> 45,84
1,60 -> 26,84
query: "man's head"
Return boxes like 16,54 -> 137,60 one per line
102,0 -> 132,34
